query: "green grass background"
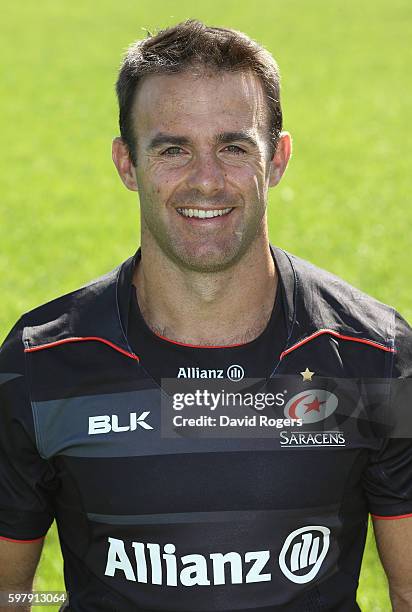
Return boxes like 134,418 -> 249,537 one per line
1,0 -> 411,609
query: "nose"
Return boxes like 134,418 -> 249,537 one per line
186,152 -> 225,196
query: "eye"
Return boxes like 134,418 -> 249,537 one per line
161,146 -> 185,156
223,144 -> 246,155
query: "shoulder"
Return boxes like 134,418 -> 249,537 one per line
275,248 -> 412,377
282,248 -> 397,342
22,263 -> 122,334
1,254 -> 135,357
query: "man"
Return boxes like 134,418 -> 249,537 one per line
0,19 -> 411,612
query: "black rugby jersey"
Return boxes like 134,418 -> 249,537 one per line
1,245 -> 412,612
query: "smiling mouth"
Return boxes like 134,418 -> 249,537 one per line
176,207 -> 233,219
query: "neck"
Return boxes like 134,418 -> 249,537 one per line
133,231 -> 277,346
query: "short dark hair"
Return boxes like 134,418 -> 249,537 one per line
116,19 -> 283,165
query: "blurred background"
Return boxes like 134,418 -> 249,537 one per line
1,1 -> 411,609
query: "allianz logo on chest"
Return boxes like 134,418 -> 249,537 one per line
104,526 -> 330,586
177,364 -> 245,381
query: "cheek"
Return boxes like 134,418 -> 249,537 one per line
139,164 -> 185,200
227,164 -> 266,198
136,177 -> 161,208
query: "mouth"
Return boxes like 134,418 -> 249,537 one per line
176,207 -> 234,219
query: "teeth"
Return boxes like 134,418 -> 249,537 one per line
177,207 -> 233,218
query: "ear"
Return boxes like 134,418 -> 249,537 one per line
112,137 -> 139,192
268,131 -> 292,188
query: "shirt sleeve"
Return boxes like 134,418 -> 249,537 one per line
0,318 -> 57,541
363,309 -> 412,519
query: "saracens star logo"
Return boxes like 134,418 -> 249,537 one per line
284,390 -> 338,424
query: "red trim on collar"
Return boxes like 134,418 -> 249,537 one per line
280,329 -> 395,360
24,337 -> 140,361
153,331 -> 248,349
0,534 -> 45,543
371,513 -> 412,520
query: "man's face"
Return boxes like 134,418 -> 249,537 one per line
116,69 -> 289,272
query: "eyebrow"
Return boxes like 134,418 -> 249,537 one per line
148,134 -> 191,150
147,131 -> 258,150
216,132 -> 258,148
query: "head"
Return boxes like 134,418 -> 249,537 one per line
113,20 -> 291,272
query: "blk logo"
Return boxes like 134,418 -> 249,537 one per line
88,412 -> 153,435
279,526 -> 330,584
226,364 -> 245,381
284,390 -> 338,424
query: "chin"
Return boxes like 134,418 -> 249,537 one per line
175,246 -> 244,273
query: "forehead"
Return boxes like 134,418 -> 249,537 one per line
132,69 -> 269,141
